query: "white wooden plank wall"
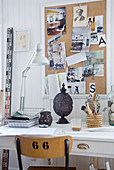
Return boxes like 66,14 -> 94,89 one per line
6,151 -> 114,170
0,0 -> 114,169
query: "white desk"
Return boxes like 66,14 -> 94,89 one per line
0,122 -> 114,158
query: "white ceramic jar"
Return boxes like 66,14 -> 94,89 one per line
107,85 -> 114,126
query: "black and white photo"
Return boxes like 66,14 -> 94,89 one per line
71,27 -> 91,52
73,6 -> 87,27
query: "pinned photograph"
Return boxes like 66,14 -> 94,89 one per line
84,50 -> 104,77
98,34 -> 107,47
73,5 -> 87,27
87,16 -> 93,27
95,15 -> 103,33
48,42 -> 66,70
91,32 -> 98,44
48,32 -> 62,44
47,7 -> 66,35
87,16 -> 95,32
71,27 -> 91,52
66,67 -> 85,94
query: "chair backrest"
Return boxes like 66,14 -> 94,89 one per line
15,135 -> 72,159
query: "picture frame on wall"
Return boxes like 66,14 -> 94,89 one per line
14,30 -> 29,52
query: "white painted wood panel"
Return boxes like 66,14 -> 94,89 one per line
0,0 -> 114,169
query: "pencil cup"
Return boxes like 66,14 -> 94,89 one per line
71,118 -> 81,131
86,114 -> 102,128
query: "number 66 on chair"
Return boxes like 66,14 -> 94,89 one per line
15,135 -> 73,170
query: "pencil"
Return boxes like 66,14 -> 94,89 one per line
93,92 -> 96,101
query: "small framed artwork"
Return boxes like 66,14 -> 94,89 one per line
14,30 -> 29,52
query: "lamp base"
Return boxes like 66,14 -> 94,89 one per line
56,117 -> 69,124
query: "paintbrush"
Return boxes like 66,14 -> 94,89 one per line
85,101 -> 92,115
81,105 -> 89,115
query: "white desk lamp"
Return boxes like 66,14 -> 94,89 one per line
19,43 -> 49,113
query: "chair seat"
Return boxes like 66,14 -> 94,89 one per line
28,166 -> 76,170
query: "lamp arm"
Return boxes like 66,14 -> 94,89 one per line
19,73 -> 26,113
19,51 -> 35,113
22,51 -> 35,77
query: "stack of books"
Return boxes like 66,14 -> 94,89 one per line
5,108 -> 43,128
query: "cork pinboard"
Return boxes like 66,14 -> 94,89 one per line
44,0 -> 106,94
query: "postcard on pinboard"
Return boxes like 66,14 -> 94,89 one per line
73,5 -> 87,27
66,67 -> 85,94
71,27 -> 91,52
48,32 -> 62,44
95,15 -> 103,34
47,7 -> 66,36
87,16 -> 95,32
48,41 -> 66,70
84,50 -> 104,77
91,32 -> 98,44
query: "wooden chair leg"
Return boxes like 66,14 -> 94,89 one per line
93,157 -> 98,169
16,138 -> 23,170
65,139 -> 69,170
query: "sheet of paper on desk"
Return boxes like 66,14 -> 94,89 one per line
87,127 -> 114,132
0,126 -> 30,136
0,126 -> 57,136
66,52 -> 87,66
26,127 -> 57,136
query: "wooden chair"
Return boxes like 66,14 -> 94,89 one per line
15,135 -> 73,170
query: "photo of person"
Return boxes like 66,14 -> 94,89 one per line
87,16 -> 95,32
87,17 -> 93,27
88,17 -> 92,26
73,5 -> 87,27
91,17 -> 95,32
74,9 -> 85,22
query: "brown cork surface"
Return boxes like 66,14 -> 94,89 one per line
45,0 -> 106,94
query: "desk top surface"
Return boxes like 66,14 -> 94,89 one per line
0,121 -> 114,142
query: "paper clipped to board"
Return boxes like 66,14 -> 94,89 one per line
48,74 -> 60,99
66,52 -> 87,66
98,34 -> 107,48
58,72 -> 68,92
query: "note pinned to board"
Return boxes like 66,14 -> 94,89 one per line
58,72 -> 68,92
48,74 -> 60,99
98,34 -> 107,47
66,52 -> 87,66
0,90 -> 3,119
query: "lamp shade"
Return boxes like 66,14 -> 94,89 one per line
32,43 -> 49,66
